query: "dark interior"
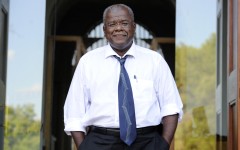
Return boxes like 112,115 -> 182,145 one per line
51,1 -> 176,149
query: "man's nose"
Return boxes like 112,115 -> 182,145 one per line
115,22 -> 123,29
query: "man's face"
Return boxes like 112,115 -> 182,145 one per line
103,7 -> 136,51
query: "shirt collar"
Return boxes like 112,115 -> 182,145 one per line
104,41 -> 136,58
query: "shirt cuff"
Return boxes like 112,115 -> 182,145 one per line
160,103 -> 183,122
64,119 -> 86,135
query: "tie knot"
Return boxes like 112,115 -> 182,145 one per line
119,58 -> 126,65
114,55 -> 127,65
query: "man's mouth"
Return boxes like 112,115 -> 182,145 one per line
113,34 -> 127,37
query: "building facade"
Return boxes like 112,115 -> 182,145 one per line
1,0 -> 240,150
0,0 -> 9,149
216,0 -> 240,149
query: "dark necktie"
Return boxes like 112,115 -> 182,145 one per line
114,55 -> 137,146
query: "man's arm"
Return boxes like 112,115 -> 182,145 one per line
71,131 -> 85,148
161,114 -> 179,144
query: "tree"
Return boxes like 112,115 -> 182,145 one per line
4,104 -> 41,150
175,33 -> 216,150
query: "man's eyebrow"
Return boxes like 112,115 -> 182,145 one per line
108,19 -> 130,22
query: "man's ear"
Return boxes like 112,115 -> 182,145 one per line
132,22 -> 136,31
103,25 -> 106,37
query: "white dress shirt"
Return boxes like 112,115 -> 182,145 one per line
64,43 -> 183,135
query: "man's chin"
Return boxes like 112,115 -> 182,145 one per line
110,41 -> 133,51
110,43 -> 127,50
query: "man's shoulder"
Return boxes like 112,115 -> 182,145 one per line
134,44 -> 163,59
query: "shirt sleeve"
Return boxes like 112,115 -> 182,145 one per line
156,56 -> 183,121
64,59 -> 89,135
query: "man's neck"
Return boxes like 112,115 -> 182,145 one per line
111,41 -> 133,57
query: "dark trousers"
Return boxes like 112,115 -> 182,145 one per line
78,127 -> 169,150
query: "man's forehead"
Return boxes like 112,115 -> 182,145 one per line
107,15 -> 129,21
106,8 -> 130,20
107,6 -> 128,15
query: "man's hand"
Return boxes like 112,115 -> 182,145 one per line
161,114 -> 179,144
71,131 -> 85,148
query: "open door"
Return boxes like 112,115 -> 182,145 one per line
227,0 -> 240,149
216,0 -> 228,149
41,36 -> 85,150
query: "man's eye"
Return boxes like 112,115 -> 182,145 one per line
122,22 -> 129,27
108,23 -> 116,27
106,22 -> 130,28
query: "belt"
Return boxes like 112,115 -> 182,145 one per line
89,126 -> 157,136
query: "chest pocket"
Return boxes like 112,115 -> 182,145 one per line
131,79 -> 154,104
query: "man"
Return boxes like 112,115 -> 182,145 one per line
64,4 -> 183,150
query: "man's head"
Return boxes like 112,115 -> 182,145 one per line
103,4 -> 136,55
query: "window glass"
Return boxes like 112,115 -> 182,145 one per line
4,0 -> 46,149
175,0 -> 217,149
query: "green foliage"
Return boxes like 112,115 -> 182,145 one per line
175,33 -> 216,150
4,104 -> 41,150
